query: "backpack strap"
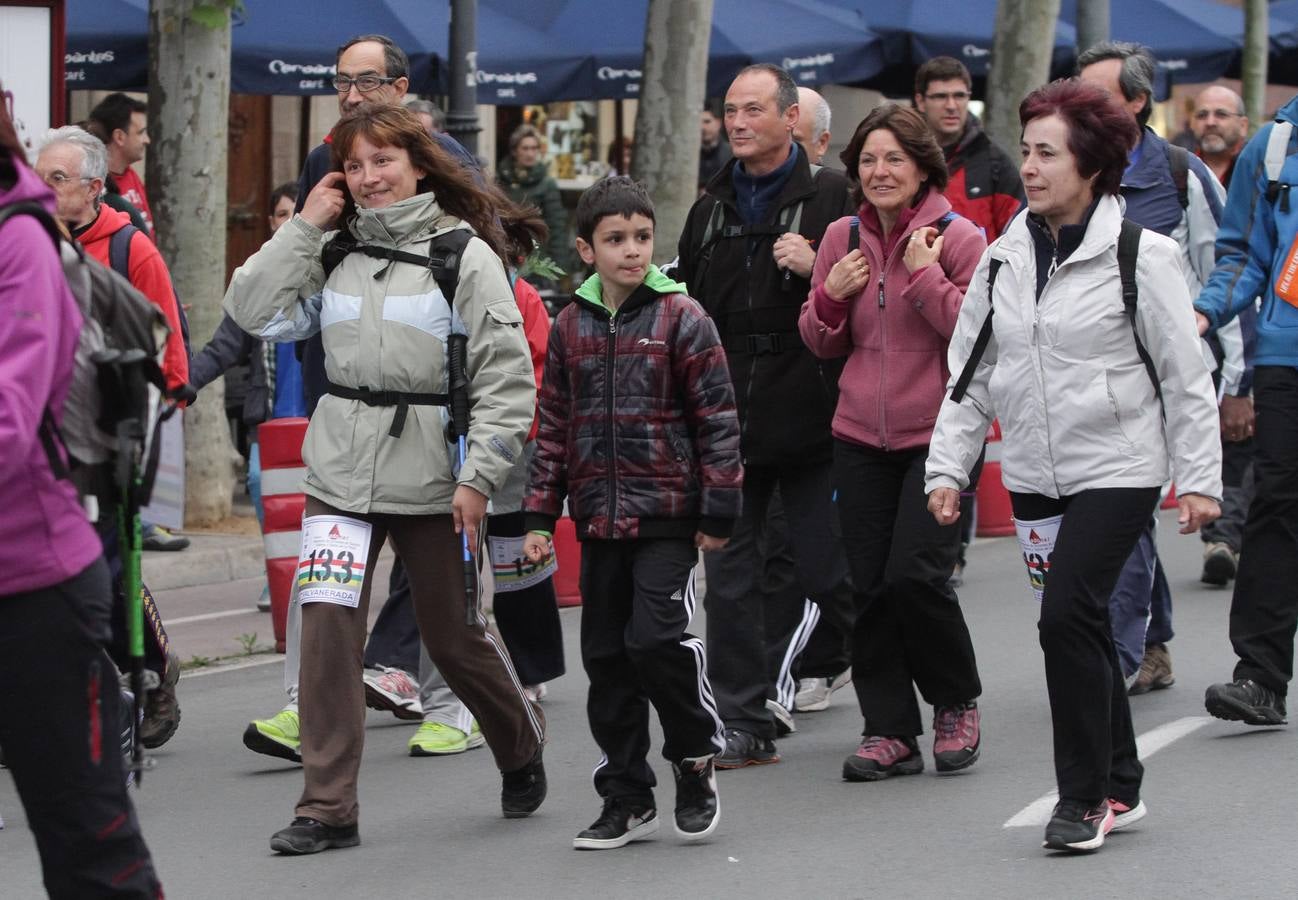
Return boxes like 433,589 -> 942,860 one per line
1264,119 -> 1294,213
935,210 -> 959,235
1167,144 -> 1190,212
321,227 -> 472,309
1117,219 -> 1163,411
109,223 -> 137,279
950,258 -> 1002,403
848,216 -> 859,255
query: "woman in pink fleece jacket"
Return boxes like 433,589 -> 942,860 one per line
798,103 -> 987,785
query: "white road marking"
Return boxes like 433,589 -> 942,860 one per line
167,608 -> 261,626
1003,715 -> 1213,827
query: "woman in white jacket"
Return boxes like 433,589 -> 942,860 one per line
924,80 -> 1221,854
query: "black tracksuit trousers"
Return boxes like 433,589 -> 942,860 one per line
580,538 -> 723,803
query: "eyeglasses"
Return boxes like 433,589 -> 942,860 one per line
41,171 -> 93,187
332,73 -> 399,94
1193,108 -> 1242,121
925,91 -> 970,103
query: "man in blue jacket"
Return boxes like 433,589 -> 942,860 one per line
1196,94 -> 1298,727
1079,42 -> 1250,695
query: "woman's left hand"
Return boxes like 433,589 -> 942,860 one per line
903,226 -> 943,274
452,484 -> 489,555
1177,493 -> 1221,535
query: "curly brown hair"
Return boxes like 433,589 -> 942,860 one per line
839,103 -> 948,208
331,104 -> 546,264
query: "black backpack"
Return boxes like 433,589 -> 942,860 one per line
317,226 -> 474,438
0,201 -> 172,502
109,222 -> 192,359
950,219 -> 1161,410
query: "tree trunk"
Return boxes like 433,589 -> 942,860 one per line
148,0 -> 234,526
985,0 -> 1062,159
1074,0 -> 1109,59
1242,0 -> 1269,136
631,0 -> 714,264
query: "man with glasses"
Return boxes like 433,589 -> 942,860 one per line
1192,86 -> 1249,191
912,56 -> 1024,243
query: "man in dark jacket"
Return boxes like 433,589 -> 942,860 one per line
913,57 -> 1024,243
676,64 -> 854,768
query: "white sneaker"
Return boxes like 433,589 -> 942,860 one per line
524,683 -> 548,703
794,668 -> 852,713
766,698 -> 796,735
362,666 -> 423,720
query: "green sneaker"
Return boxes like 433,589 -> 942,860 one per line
242,708 -> 302,763
408,721 -> 485,756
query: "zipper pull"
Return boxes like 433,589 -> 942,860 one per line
609,316 -> 617,334
877,280 -> 885,308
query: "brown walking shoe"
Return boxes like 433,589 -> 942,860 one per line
1128,643 -> 1174,696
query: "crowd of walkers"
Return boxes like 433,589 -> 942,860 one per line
4,24 -> 1298,896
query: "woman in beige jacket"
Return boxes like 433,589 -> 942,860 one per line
226,104 -> 549,855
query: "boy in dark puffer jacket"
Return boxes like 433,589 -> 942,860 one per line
523,176 -> 742,851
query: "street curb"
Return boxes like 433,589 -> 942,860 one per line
143,538 -> 266,592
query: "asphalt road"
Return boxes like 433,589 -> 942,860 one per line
3,510 -> 1296,899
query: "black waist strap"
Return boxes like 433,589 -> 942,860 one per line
326,381 -> 448,438
722,330 -> 802,356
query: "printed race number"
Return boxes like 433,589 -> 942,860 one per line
1013,514 -> 1062,603
488,533 -> 558,593
297,515 -> 372,607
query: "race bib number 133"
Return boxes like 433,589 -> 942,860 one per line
297,515 -> 372,607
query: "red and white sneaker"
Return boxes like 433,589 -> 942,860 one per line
363,666 -> 422,720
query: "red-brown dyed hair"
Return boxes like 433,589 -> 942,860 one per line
331,103 -> 546,263
1018,78 -> 1139,197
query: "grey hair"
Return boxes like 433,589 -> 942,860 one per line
40,126 -> 108,183
734,63 -> 799,114
1076,40 -> 1157,126
801,88 -> 831,142
404,98 -> 445,131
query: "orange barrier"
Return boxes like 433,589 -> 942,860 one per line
257,418 -> 308,653
552,516 -> 582,608
975,420 -> 1015,538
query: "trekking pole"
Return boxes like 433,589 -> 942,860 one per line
446,333 -> 479,626
115,412 -> 147,786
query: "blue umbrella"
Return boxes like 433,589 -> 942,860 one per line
1061,0 -> 1244,87
65,0 -> 440,95
480,0 -> 887,100
824,0 -> 1078,82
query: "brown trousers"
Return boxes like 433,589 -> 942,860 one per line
296,497 -> 545,826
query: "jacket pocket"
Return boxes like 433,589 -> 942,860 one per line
1103,370 -> 1140,453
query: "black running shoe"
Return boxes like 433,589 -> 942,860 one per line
501,746 -> 547,818
572,798 -> 659,850
1205,678 -> 1288,726
715,728 -> 779,769
269,817 -> 360,855
1042,800 -> 1113,852
672,757 -> 720,841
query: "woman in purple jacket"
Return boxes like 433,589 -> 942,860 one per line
0,97 -> 161,898
799,103 -> 987,784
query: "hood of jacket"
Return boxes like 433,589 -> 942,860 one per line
574,264 -> 687,311
78,202 -> 133,244
946,114 -> 990,167
0,158 -> 59,212
346,192 -> 456,247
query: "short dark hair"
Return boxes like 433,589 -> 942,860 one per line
732,64 -> 799,114
88,92 -> 147,139
839,103 -> 949,207
575,175 -> 655,243
270,181 -> 299,210
336,34 -> 409,80
914,57 -> 972,98
1019,78 -> 1140,197
1076,40 -> 1156,127
702,98 -> 724,120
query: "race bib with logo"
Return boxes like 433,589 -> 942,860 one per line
1276,231 -> 1298,307
488,533 -> 558,593
297,515 -> 372,607
1013,514 -> 1062,603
